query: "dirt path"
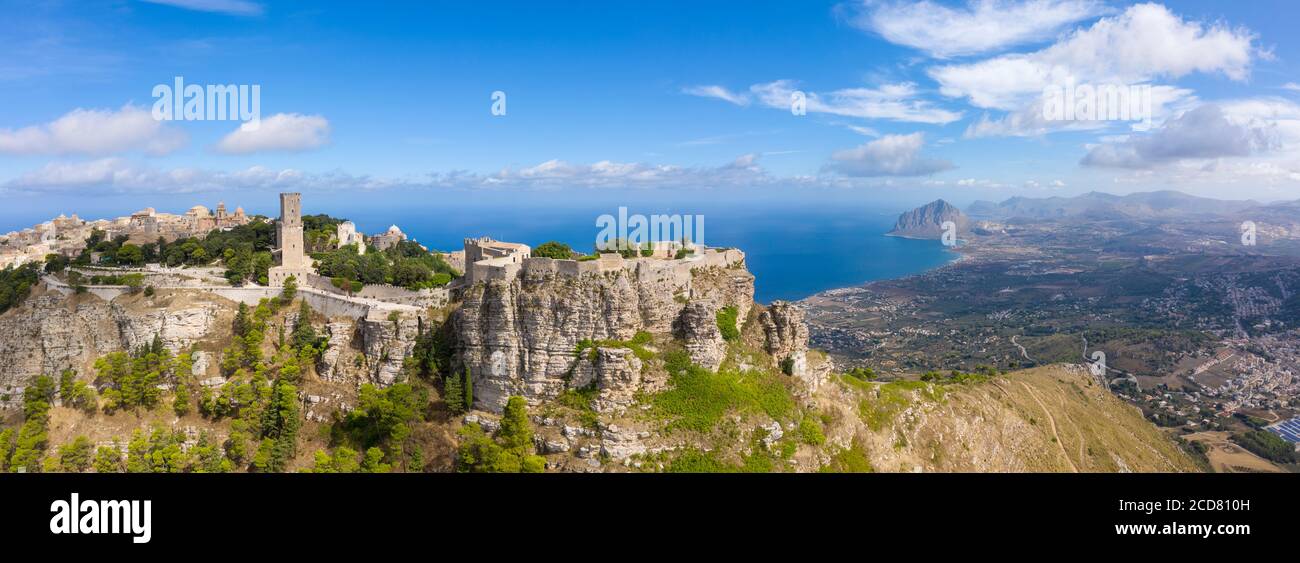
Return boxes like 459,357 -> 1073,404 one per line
1011,334 -> 1034,362
1020,381 -> 1078,473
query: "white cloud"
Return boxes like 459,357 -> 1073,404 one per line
1081,104 -> 1282,169
930,3 -> 1256,110
682,85 -> 750,106
215,113 -> 331,154
5,158 -> 326,194
854,0 -> 1107,58
750,80 -> 961,124
824,133 -> 955,177
140,0 -> 264,16
1282,82 -> 1300,92
964,85 -> 1196,137
0,105 -> 186,156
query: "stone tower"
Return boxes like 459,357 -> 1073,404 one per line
269,192 -> 312,286
278,193 -> 306,268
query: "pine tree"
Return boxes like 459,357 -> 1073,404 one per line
498,396 -> 532,452
463,365 -> 473,412
444,367 -> 464,414
280,275 -> 298,303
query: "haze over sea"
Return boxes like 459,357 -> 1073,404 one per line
2,196 -> 954,304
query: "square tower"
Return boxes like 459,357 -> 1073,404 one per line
277,192 -> 305,268
268,192 -> 312,287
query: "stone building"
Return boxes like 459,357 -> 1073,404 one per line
337,221 -> 366,254
462,236 -> 531,284
268,193 -> 314,286
370,224 -> 407,251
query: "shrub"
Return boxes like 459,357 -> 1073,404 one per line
716,306 -> 740,341
532,241 -> 574,260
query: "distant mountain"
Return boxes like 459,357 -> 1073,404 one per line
966,190 -> 1260,221
888,199 -> 969,239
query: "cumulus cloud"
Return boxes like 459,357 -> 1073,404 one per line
682,85 -> 750,106
749,80 -> 961,124
824,133 -> 954,177
214,113 -> 331,154
853,0 -> 1107,58
964,85 -> 1196,137
0,105 -> 186,156
930,3 -> 1256,110
1081,104 -> 1281,169
141,0 -> 264,16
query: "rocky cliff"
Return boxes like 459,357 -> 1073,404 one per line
0,289 -> 224,408
888,199 -> 969,239
454,257 -> 754,412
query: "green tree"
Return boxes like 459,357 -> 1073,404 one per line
115,243 -> 145,266
456,395 -> 544,473
463,366 -> 474,412
93,444 -> 123,473
56,436 -> 93,473
532,241 -> 574,259
280,275 -> 298,302
360,447 -> 391,473
444,366 -> 464,414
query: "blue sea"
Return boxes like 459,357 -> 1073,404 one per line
3,195 -> 955,304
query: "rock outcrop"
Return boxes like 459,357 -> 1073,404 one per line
360,312 -> 421,386
316,320 -> 360,383
677,301 -> 726,371
455,258 -> 753,412
589,347 -> 643,414
760,301 -> 809,377
888,199 -> 969,239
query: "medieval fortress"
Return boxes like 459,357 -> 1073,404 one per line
460,235 -> 743,287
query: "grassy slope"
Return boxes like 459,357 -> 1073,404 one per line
816,365 -> 1201,473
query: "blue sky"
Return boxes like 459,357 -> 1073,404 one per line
1,0 -> 1299,226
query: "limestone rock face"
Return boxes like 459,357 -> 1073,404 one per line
0,293 -> 221,407
359,313 -> 421,386
677,301 -> 726,372
318,320 -> 358,383
110,301 -> 219,354
455,262 -> 753,412
759,301 -> 809,378
589,347 -> 643,414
